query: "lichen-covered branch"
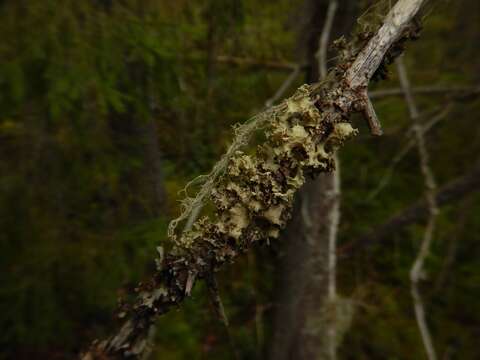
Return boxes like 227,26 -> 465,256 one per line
81,1 -> 427,358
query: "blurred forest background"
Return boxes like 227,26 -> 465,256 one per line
1,0 -> 479,359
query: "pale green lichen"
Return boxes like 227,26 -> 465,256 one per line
225,204 -> 249,240
170,84 -> 358,263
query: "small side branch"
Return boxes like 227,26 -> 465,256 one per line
317,0 -> 339,79
361,90 -> 383,136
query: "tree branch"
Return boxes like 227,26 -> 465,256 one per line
318,0 -> 339,79
396,56 -> 438,360
81,1 -> 428,358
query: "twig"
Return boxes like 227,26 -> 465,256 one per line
317,0 -> 339,79
345,0 -> 424,89
362,90 -> 384,135
396,56 -> 438,360
327,154 -> 341,360
318,1 -> 340,359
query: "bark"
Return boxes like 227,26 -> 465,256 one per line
81,1 -> 427,358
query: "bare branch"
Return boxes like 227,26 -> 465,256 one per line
397,55 -> 438,360
362,90 -> 383,135
318,0 -> 339,79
